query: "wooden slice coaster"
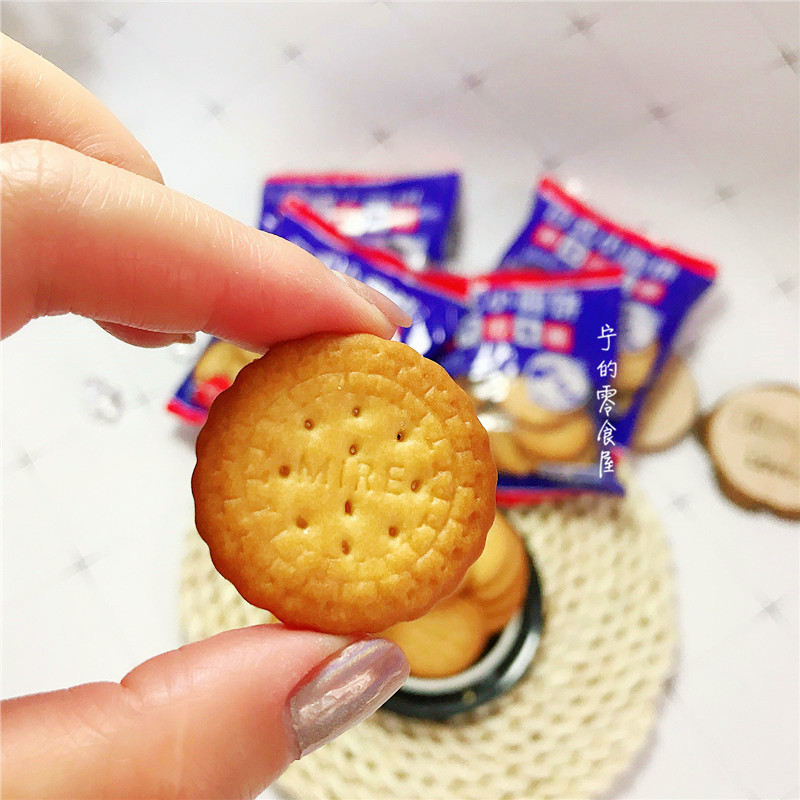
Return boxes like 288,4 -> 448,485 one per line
702,384 -> 800,520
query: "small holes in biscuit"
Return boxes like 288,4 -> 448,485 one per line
349,444 -> 358,455
410,480 -> 420,492
344,500 -> 353,515
296,516 -> 308,529
396,431 -> 404,441
341,540 -> 351,555
388,526 -> 399,538
304,419 -> 314,430
279,465 -> 290,477
352,407 -> 360,417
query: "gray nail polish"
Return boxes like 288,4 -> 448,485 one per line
287,639 -> 409,758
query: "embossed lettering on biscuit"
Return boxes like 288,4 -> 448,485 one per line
192,333 -> 497,634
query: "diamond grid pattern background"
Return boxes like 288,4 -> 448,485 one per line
1,3 -> 798,799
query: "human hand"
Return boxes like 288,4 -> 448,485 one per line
0,34 -> 411,346
0,35 -> 410,799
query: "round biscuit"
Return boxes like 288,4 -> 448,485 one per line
488,431 -> 539,476
504,376 -> 584,429
513,412 -> 595,462
614,341 -> 659,394
193,333 -> 497,634
481,558 -> 529,635
194,341 -> 261,385
613,390 -> 636,415
470,531 -> 527,605
453,375 -> 483,411
380,596 -> 489,678
573,440 -> 598,465
465,513 -> 517,593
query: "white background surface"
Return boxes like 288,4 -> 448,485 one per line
1,3 -> 798,798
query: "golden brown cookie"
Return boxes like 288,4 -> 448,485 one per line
702,384 -> 800,520
481,556 -> 529,635
464,513 -> 529,635
194,341 -> 260,385
488,431 -> 540,476
632,354 -> 699,453
384,513 -> 530,674
193,333 -> 497,634
513,412 -> 594,462
503,376 -> 584,429
465,513 -> 518,594
613,390 -> 636,416
573,440 -> 598,465
380,596 -> 489,678
614,341 -> 659,394
470,532 -> 525,605
453,375 -> 474,401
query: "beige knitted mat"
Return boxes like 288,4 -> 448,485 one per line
179,469 -> 676,800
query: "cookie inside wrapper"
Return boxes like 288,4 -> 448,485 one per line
260,171 -> 460,269
441,267 -> 625,503
168,340 -> 258,425
611,242 -> 715,443
167,200 -> 468,426
498,176 -> 717,445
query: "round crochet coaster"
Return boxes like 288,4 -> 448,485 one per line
179,469 -> 676,800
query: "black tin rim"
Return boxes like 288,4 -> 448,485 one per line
383,550 -> 544,721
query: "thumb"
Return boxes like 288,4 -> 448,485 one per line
1,625 -> 408,800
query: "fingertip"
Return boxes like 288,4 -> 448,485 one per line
95,321 -> 195,347
288,637 -> 409,759
134,150 -> 165,185
332,271 -> 413,332
2,145 -> 410,348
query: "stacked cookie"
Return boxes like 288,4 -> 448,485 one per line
614,341 -> 660,415
463,375 -> 597,477
381,513 -> 529,678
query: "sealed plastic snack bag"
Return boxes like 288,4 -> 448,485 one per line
260,172 -> 460,269
168,199 -> 468,426
269,198 -> 468,358
609,240 -> 716,444
168,339 -> 260,425
498,177 -> 717,445
441,267 -> 625,504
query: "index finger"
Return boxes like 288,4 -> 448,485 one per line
1,139 -> 410,346
1,34 -> 163,183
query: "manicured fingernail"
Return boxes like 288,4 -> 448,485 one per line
334,271 -> 412,329
287,638 -> 409,758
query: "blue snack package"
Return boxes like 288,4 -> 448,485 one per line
498,176 -> 620,272
260,172 -> 460,269
167,360 -> 211,426
610,241 -> 716,444
441,267 -> 626,505
497,177 -> 717,446
167,199 -> 469,426
272,198 -> 469,358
